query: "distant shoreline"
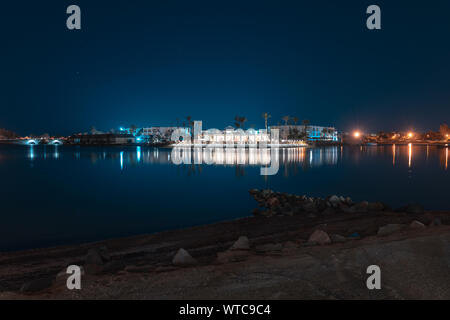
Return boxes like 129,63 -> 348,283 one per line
1,139 -> 449,150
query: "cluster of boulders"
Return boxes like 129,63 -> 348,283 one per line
249,189 -> 390,217
249,189 -> 425,217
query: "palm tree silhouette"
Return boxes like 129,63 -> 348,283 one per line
239,117 -> 248,129
261,113 -> 271,132
234,115 -> 241,128
234,116 -> 248,129
282,116 -> 290,126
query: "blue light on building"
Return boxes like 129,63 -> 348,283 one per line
26,139 -> 37,145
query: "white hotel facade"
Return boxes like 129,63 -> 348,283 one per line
193,124 -> 271,146
132,120 -> 337,145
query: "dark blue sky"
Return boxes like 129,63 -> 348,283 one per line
1,0 -> 449,136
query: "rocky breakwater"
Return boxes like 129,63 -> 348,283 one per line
249,189 -> 397,218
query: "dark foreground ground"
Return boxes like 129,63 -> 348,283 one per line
0,201 -> 450,299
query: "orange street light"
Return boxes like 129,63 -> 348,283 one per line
354,131 -> 361,138
407,132 -> 414,138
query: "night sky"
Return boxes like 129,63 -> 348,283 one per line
1,0 -> 449,136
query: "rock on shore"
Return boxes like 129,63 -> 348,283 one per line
308,230 -> 331,245
172,248 -> 197,267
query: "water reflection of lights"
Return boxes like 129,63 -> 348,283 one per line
53,146 -> 59,159
171,147 -> 272,166
286,148 -> 306,163
27,145 -> 62,160
446,147 -> 448,170
137,146 -> 141,162
19,146 -> 334,170
408,143 -> 412,168
307,147 -> 338,167
28,146 -> 34,160
19,145 -> 450,174
392,144 -> 396,166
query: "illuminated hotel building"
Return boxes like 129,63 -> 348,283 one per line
197,125 -> 270,146
119,121 -> 336,145
270,125 -> 338,142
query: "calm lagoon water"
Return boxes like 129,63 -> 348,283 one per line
0,144 -> 449,251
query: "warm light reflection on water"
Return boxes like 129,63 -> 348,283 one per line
446,147 -> 448,170
392,144 -> 395,166
408,143 -> 412,168
171,147 -> 273,166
